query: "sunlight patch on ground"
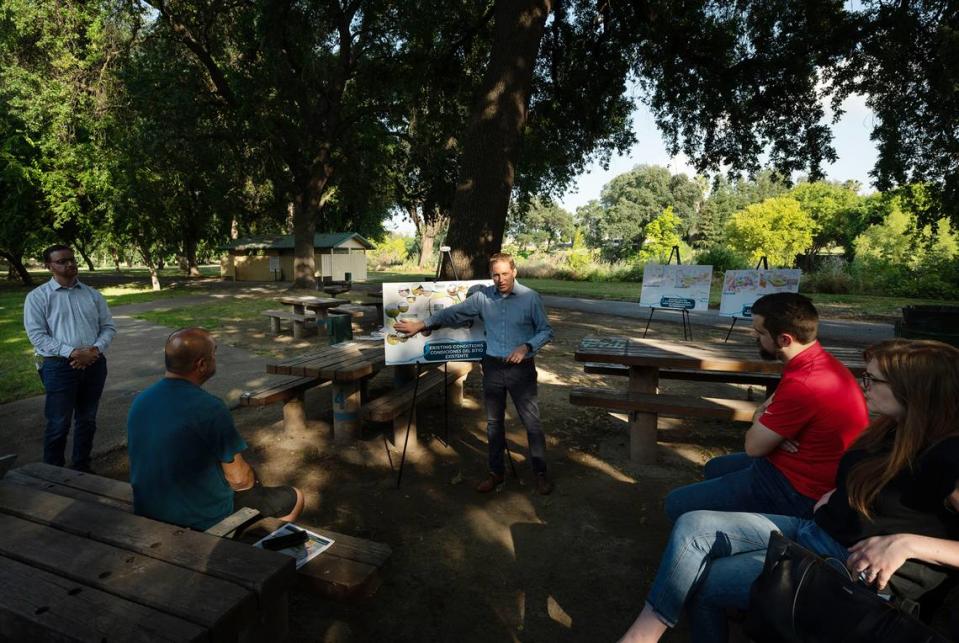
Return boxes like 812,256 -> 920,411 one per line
566,450 -> 636,484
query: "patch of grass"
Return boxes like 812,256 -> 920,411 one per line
0,281 -> 201,403
135,298 -> 278,330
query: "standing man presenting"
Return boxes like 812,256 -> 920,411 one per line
24,244 -> 116,472
394,253 -> 555,494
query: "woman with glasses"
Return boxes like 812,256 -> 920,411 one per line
619,339 -> 959,642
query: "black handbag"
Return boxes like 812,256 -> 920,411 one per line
743,530 -> 949,642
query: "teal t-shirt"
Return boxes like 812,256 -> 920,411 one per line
127,378 -> 247,530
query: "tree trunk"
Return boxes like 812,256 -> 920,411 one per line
137,243 -> 162,291
416,208 -> 448,268
74,241 -> 95,272
292,196 -> 318,288
183,236 -> 202,277
109,247 -> 122,272
0,250 -> 33,286
441,0 -> 553,279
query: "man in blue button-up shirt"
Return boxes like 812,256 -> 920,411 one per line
24,244 -> 116,472
395,253 -> 555,494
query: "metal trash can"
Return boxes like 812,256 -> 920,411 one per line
896,305 -> 959,347
327,313 -> 353,345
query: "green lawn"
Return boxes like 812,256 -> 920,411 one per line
0,282 -> 204,404
134,298 -> 278,331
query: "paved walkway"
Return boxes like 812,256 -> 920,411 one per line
0,282 -> 894,468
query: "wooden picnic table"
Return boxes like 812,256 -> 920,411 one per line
574,336 -> 866,462
267,341 -> 387,441
0,463 -> 296,642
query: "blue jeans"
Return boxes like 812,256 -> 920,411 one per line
482,357 -> 547,475
39,356 -> 108,469
646,510 -> 849,642
664,452 -> 816,522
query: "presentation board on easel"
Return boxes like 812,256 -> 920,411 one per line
382,280 -> 492,365
639,264 -> 713,311
719,269 -> 802,317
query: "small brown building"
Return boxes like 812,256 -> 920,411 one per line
220,232 -> 373,282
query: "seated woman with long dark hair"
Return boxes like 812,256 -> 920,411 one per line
619,339 -> 959,643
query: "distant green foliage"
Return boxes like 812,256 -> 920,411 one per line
694,246 -> 750,272
367,235 -> 411,269
725,197 -> 816,267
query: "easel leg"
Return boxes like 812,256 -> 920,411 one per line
396,364 -> 422,488
724,317 -> 738,343
642,307 -> 656,338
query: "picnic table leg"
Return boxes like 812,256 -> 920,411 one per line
628,365 -> 660,463
332,381 -> 361,443
292,319 -> 305,339
282,393 -> 307,432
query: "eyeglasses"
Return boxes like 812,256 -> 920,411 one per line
51,257 -> 77,266
860,372 -> 889,390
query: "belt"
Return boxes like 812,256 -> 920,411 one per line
40,356 -> 70,362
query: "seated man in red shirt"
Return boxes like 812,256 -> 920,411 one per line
665,293 -> 869,521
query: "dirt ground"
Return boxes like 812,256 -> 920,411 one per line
94,302 -> 791,642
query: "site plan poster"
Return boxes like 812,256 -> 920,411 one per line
719,269 -> 802,317
383,280 -> 492,365
639,264 -> 713,311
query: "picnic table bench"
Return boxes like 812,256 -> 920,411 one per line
572,336 -> 865,463
4,463 -> 392,610
0,462 -> 296,642
362,362 -> 472,452
266,341 -> 387,441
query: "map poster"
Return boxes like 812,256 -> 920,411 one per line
719,269 -> 802,318
383,280 -> 492,365
639,264 -> 713,311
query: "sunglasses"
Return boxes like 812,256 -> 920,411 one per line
860,372 -> 889,389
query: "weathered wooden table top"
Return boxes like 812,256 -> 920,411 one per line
266,341 -> 385,382
575,335 -> 866,374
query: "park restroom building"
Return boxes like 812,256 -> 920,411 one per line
220,232 -> 372,282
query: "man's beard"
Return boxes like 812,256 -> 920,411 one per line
757,340 -> 778,361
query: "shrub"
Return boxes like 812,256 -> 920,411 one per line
800,258 -> 857,294
367,235 -> 410,269
694,246 -> 750,272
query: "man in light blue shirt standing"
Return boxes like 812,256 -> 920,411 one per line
395,252 -> 555,494
23,244 -> 116,472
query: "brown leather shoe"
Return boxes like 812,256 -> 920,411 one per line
476,473 -> 505,493
536,473 -> 554,496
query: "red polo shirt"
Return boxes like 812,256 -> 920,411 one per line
761,342 -> 869,499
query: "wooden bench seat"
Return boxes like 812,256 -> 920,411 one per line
262,309 -> 316,339
240,375 -> 328,432
583,362 -> 779,387
570,387 -> 760,422
362,363 -> 472,450
4,463 -> 391,601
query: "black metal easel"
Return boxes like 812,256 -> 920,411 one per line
723,256 -> 768,342
393,246 -> 463,487
642,246 -> 693,341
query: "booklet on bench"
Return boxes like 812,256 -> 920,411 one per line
254,524 -> 335,569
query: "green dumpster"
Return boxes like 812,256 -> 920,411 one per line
327,313 -> 353,345
896,305 -> 959,347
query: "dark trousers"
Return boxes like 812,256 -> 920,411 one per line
39,356 -> 108,469
482,356 -> 547,476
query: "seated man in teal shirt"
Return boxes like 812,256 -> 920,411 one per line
127,328 -> 304,530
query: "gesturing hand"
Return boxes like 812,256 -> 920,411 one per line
846,534 -> 913,591
394,319 -> 426,336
